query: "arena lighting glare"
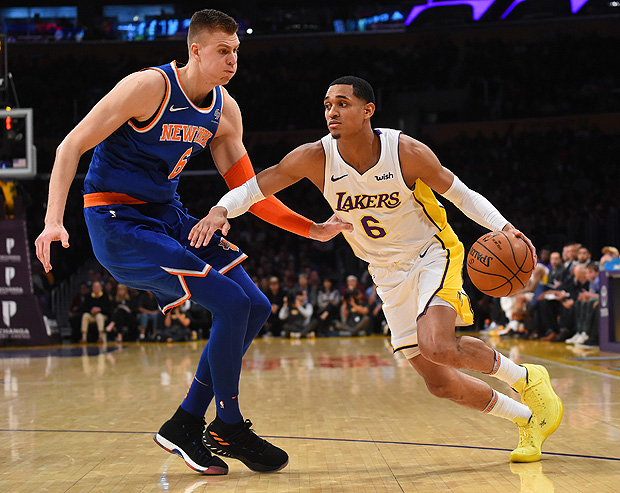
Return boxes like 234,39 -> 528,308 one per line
404,0 -> 591,25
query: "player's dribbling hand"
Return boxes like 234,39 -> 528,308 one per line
35,224 -> 70,273
189,206 -> 230,248
502,223 -> 537,265
309,214 -> 353,242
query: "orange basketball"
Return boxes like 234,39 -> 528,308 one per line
466,231 -> 534,297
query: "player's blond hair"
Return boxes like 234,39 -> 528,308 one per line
187,9 -> 238,49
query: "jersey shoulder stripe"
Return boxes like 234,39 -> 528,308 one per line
127,67 -> 171,133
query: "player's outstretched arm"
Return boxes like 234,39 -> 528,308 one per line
189,143 -> 352,247
35,70 -> 166,272
189,204 -> 352,247
210,91 -> 351,241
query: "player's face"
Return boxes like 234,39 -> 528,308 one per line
324,85 -> 372,139
192,29 -> 239,85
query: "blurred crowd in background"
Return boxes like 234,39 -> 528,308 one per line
2,3 -> 618,343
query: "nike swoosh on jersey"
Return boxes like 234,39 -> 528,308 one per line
331,174 -> 348,182
170,105 -> 189,112
419,245 -> 432,258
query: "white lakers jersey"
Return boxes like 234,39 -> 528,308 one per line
322,128 -> 451,265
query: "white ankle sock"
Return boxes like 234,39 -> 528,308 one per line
483,390 -> 532,421
487,349 -> 527,386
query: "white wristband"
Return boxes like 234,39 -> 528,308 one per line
215,176 -> 265,218
441,175 -> 508,231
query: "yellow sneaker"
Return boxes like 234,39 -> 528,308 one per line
512,364 -> 563,439
510,415 -> 543,462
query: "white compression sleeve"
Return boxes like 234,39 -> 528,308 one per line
214,176 -> 265,218
441,175 -> 509,231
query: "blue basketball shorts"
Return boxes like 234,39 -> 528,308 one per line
83,200 -> 247,313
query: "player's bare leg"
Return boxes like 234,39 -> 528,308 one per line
416,305 -> 499,374
409,349 -> 545,462
413,304 -> 562,461
409,353 -> 498,411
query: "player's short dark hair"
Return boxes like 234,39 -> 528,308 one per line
188,9 -> 238,43
329,76 -> 375,104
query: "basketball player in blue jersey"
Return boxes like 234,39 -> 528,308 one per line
35,10 -> 350,476
198,76 -> 563,463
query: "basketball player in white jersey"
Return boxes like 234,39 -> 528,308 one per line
192,76 -> 563,463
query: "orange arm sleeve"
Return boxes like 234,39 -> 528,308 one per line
223,153 -> 312,238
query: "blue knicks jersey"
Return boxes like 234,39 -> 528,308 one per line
84,61 -> 224,203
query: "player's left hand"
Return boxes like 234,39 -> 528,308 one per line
309,214 -> 353,242
35,223 -> 70,273
502,224 -> 537,265
189,206 -> 230,248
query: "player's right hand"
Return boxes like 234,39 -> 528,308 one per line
189,206 -> 230,248
502,224 -> 537,266
309,214 -> 353,242
35,224 -> 70,273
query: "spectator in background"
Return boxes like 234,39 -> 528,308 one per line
105,283 -> 137,342
296,272 -> 308,288
159,305 -> 194,342
80,280 -> 112,343
278,289 -> 314,338
537,246 -> 551,269
295,273 -> 311,301
566,262 -> 600,346
103,278 -> 116,302
547,251 -> 565,288
306,270 -> 321,309
538,263 -> 588,341
315,277 -> 341,337
263,276 -> 286,337
600,246 -> 619,271
69,282 -> 90,342
136,290 -> 161,341
334,288 -> 370,336
577,246 -> 591,265
560,242 -> 580,284
344,274 -> 362,297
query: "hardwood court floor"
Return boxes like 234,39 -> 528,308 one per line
1,333 -> 619,492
